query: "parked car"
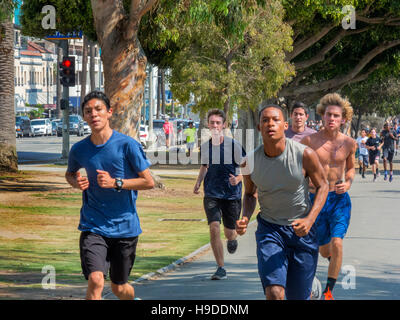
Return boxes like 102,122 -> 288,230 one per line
51,119 -> 62,136
152,119 -> 166,147
15,116 -> 32,137
139,124 -> 149,148
83,121 -> 91,135
56,115 -> 85,136
30,118 -> 52,136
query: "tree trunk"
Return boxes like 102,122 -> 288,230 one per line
90,1 -> 149,138
79,35 -> 88,116
0,20 -> 17,172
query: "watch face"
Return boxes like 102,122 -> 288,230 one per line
116,179 -> 123,188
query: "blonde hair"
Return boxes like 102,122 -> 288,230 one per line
316,93 -> 353,122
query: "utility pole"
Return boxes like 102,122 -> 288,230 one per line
148,65 -> 154,148
60,40 -> 70,160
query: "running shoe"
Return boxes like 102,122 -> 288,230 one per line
322,288 -> 334,300
384,173 -> 388,181
362,173 -> 365,179
211,266 -> 227,280
373,175 -> 376,182
227,239 -> 238,254
389,175 -> 393,182
310,277 -> 322,300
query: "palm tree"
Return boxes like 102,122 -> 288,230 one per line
0,16 -> 17,172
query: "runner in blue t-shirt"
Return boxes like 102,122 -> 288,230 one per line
65,91 -> 154,300
194,109 -> 246,280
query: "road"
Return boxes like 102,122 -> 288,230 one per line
106,167 -> 400,300
16,134 -> 85,164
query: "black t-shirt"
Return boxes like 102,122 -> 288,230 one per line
366,137 -> 381,154
200,137 -> 246,200
381,129 -> 397,150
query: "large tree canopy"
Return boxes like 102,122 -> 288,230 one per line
280,0 -> 400,104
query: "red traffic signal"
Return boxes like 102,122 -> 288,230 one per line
59,56 -> 75,87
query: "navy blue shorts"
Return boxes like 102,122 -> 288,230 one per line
310,191 -> 351,246
255,215 -> 319,300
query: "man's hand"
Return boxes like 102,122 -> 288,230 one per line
229,174 -> 240,186
193,181 -> 201,194
335,180 -> 350,194
291,218 -> 313,237
236,216 -> 249,236
96,170 -> 115,189
76,171 -> 89,191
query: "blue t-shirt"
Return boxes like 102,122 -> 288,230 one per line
67,130 -> 151,238
200,137 -> 246,200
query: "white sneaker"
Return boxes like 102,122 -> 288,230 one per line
310,277 -> 322,300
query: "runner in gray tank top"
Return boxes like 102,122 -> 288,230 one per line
236,104 -> 328,300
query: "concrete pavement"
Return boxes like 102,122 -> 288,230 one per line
104,169 -> 400,300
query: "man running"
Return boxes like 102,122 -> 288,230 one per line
301,93 -> 356,300
236,104 -> 328,300
285,101 -> 316,142
65,91 -> 154,300
194,109 -> 246,280
366,128 -> 383,182
380,122 -> 398,182
356,129 -> 369,179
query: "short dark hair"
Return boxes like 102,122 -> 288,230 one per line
258,103 -> 286,121
207,109 -> 226,123
81,91 -> 111,113
291,101 -> 309,115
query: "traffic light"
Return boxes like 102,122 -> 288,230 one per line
59,56 -> 75,87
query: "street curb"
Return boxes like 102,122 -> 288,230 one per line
102,220 -> 257,300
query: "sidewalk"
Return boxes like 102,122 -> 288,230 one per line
105,170 -> 400,300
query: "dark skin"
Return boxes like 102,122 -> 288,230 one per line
236,107 -> 328,300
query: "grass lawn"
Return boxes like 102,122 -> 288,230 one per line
0,172 -> 212,287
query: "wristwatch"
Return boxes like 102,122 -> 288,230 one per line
115,178 -> 124,192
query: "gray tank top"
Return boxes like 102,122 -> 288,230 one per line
249,138 -> 311,226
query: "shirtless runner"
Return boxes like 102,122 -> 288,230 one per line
301,93 -> 356,300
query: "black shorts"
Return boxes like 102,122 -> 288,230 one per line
79,231 -> 138,285
203,197 -> 241,230
382,148 -> 394,162
369,152 -> 380,165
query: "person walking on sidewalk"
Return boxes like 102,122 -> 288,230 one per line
366,128 -> 383,182
356,129 -> 369,179
236,104 -> 328,300
380,122 -> 398,182
163,116 -> 174,149
301,93 -> 356,300
285,101 -> 316,143
194,109 -> 246,280
65,91 -> 154,300
184,121 -> 197,157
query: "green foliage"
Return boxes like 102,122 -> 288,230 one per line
0,0 -> 16,23
20,0 -> 96,40
162,0 -> 294,116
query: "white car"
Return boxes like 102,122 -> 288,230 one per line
83,121 -> 91,135
30,118 -> 52,136
139,124 -> 151,148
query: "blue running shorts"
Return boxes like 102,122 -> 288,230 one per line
255,214 -> 319,300
309,191 -> 351,246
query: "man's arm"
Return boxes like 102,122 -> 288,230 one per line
336,140 -> 356,194
194,165 -> 208,194
292,147 -> 328,237
65,171 -> 89,191
236,169 -> 257,236
96,168 -> 154,190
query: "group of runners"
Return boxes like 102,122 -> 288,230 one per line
65,90 -> 378,300
356,123 -> 398,182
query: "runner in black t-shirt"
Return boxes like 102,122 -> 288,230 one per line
194,109 -> 246,280
380,123 -> 398,182
366,128 -> 383,182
